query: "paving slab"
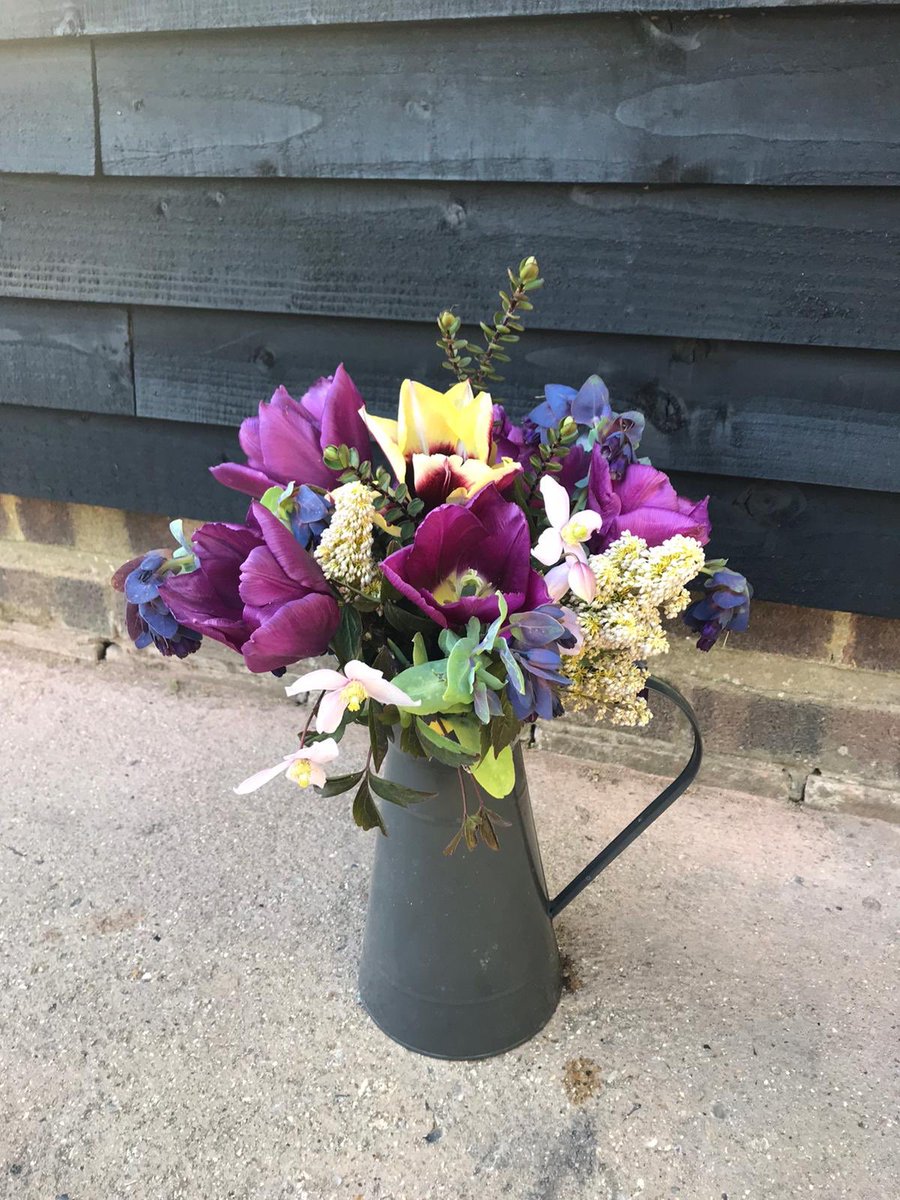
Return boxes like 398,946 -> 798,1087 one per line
0,652 -> 897,1200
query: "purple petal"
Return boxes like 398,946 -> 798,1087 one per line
209,462 -> 279,500
318,364 -> 371,462
250,503 -> 330,593
241,592 -> 339,673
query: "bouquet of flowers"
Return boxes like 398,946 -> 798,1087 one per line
114,257 -> 751,852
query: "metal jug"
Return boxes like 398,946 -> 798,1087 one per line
358,678 -> 702,1059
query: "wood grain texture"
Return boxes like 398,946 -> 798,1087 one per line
3,403 -> 896,616
0,406 -> 244,522
670,469 -> 900,619
0,176 -> 896,351
0,40 -> 95,175
0,300 -> 133,414
0,0 -> 888,41
131,308 -> 900,494
95,13 -> 900,186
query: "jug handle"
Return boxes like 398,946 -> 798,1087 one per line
547,676 -> 702,919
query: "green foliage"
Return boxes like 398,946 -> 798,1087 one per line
433,255 -> 544,393
317,770 -> 364,798
443,806 -> 510,856
368,773 -> 434,808
331,604 -> 362,665
471,743 -> 515,799
414,718 -> 479,767
352,775 -> 386,835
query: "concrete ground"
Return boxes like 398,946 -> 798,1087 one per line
0,652 -> 897,1200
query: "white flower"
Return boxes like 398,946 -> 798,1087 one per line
234,738 -> 340,795
532,475 -> 603,603
285,659 -> 420,734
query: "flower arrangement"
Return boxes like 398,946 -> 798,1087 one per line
114,257 -> 751,852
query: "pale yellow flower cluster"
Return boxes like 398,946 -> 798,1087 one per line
564,533 -> 705,726
314,481 -> 380,597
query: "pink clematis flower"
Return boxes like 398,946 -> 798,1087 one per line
532,476 -> 603,603
234,738 -> 340,794
285,660 -> 420,734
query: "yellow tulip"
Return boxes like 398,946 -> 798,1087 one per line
360,379 -> 521,505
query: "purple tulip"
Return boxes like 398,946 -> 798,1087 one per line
380,485 -> 549,629
210,365 -> 371,499
587,453 -> 711,550
238,503 -> 340,673
160,521 -> 262,654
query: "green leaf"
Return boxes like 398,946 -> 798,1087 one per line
383,600 -> 434,637
368,772 -> 434,808
415,718 -> 478,767
490,701 -> 522,758
390,662 -> 469,717
447,715 -> 481,756
411,631 -> 428,667
443,633 -> 480,708
331,605 -> 362,665
476,595 -> 507,655
352,776 -> 387,835
496,637 -> 525,693
471,744 -> 515,799
317,770 -> 364,798
368,705 -> 389,773
400,719 -> 427,759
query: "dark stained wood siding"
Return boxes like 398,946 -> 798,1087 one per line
132,308 -> 900,494
0,41 -> 96,175
94,14 -> 900,186
0,0 -> 888,41
0,2 -> 897,617
1,177 -> 896,349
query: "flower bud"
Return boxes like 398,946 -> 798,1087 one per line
518,256 -> 540,283
437,310 -> 459,335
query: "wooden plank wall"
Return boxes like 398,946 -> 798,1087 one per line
0,2 -> 897,616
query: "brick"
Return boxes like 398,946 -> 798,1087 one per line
822,706 -> 900,781
725,600 -> 834,661
15,495 -> 74,547
842,613 -> 900,672
746,693 -> 828,761
124,510 -> 175,556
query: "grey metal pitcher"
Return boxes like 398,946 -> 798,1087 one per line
358,677 -> 702,1059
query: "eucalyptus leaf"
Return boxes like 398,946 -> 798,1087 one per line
471,744 -> 515,799
415,718 -> 478,767
496,637 -> 525,693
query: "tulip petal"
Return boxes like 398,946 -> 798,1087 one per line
360,409 -> 407,482
241,592 -> 339,673
209,462 -> 279,500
